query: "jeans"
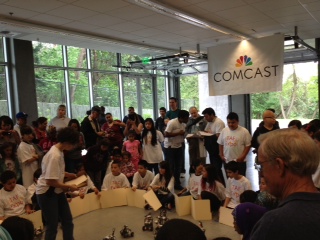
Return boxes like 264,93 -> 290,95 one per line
148,163 -> 159,175
37,191 -> 74,240
201,191 -> 222,212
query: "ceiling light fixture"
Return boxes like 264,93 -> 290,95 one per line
126,0 -> 250,40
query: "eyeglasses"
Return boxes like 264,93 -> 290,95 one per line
257,159 -> 273,171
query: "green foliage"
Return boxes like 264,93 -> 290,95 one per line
251,65 -> 318,119
180,75 -> 199,109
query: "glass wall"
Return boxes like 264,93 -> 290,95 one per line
180,75 -> 199,110
32,41 -> 167,122
0,38 -> 9,115
140,78 -> 153,119
251,61 -> 319,131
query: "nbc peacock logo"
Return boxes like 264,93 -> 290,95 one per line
235,55 -> 253,67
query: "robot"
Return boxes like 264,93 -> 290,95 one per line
120,225 -> 134,238
153,208 -> 169,238
103,228 -> 116,240
142,212 -> 153,231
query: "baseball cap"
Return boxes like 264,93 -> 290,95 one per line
16,112 -> 28,119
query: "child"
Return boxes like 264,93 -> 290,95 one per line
0,170 -> 33,220
198,164 -> 225,212
149,161 -> 174,210
68,163 -> 100,199
17,126 -> 40,188
64,119 -> 86,173
84,139 -> 110,190
177,160 -> 203,199
105,148 -> 122,176
141,118 -> 164,175
26,168 -> 42,211
101,161 -> 130,191
223,161 -> 252,208
39,125 -> 57,154
132,160 -> 154,191
122,130 -> 142,170
0,142 -> 22,184
120,151 -> 136,185
255,176 -> 278,210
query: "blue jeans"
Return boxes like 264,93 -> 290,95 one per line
166,146 -> 182,186
37,190 -> 74,240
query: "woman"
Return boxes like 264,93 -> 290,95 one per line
101,113 -> 125,150
0,116 -> 20,147
123,112 -> 143,141
33,117 -> 48,142
36,127 -> 81,240
80,106 -> 105,148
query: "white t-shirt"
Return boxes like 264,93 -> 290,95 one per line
0,184 -> 27,218
225,176 -> 252,208
187,174 -> 202,199
312,162 -> 320,188
150,174 -> 174,194
164,118 -> 186,148
217,126 -> 252,162
26,182 -> 36,204
204,117 -> 225,135
132,170 -> 154,190
17,142 -> 39,188
142,131 -> 164,163
101,173 -> 130,191
49,116 -> 71,132
36,145 -> 65,194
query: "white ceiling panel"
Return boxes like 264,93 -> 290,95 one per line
0,0 -> 319,55
4,0 -> 66,13
196,0 -> 247,12
106,5 -> 154,21
0,6 -> 39,19
132,14 -> 175,27
73,0 -> 130,13
46,4 -> 98,20
29,14 -> 73,26
79,14 -> 126,28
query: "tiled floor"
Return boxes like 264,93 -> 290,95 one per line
54,144 -> 259,240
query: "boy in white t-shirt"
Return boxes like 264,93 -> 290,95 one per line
0,170 -> 33,220
17,126 -> 39,188
223,161 -> 252,209
101,161 -> 130,191
177,160 -> 203,199
132,160 -> 154,191
26,168 -> 42,210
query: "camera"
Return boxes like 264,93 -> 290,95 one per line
128,114 -> 135,121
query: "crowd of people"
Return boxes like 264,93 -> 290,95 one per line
0,99 -> 320,240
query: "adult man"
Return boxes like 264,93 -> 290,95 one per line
218,112 -> 251,177
251,110 -> 278,153
155,107 -> 166,136
122,107 -> 144,125
202,107 -> 225,182
164,97 -> 180,124
14,112 -> 29,138
164,110 -> 189,190
251,129 -> 320,240
49,105 -> 71,132
186,107 -> 206,172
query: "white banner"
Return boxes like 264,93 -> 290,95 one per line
208,35 -> 284,96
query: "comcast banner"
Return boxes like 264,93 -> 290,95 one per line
208,35 -> 284,96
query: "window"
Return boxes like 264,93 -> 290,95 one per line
67,46 -> 87,69
123,77 -> 138,113
91,49 -> 117,71
157,76 -> 166,111
140,78 -> 153,119
35,68 -> 65,120
180,75 -> 199,110
93,73 -> 121,120
69,71 -> 90,121
251,61 -> 319,130
0,65 -> 8,115
33,42 -> 63,67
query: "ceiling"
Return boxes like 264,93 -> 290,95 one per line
0,0 -> 319,57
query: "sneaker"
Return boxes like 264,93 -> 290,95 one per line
144,204 -> 152,210
180,173 -> 185,178
174,185 -> 183,190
